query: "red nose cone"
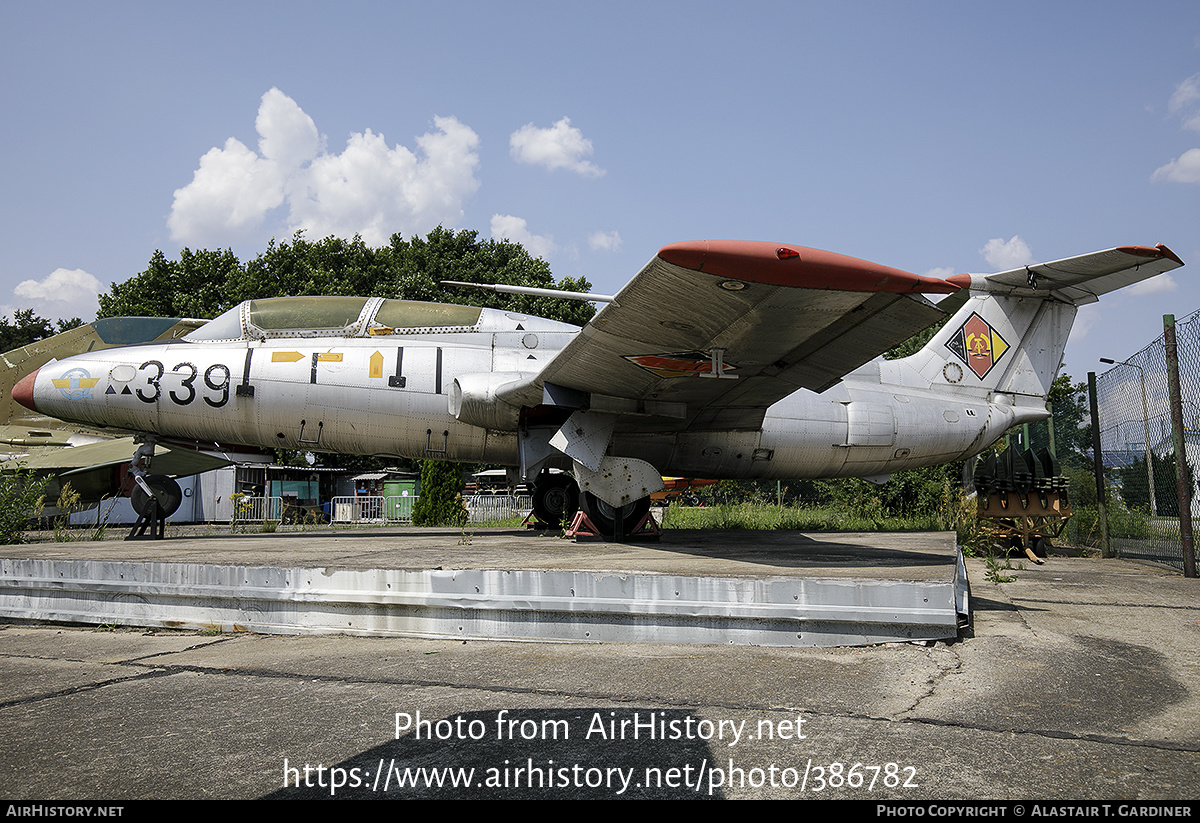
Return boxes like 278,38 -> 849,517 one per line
12,369 -> 38,411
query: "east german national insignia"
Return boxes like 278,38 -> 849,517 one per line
624,351 -> 737,378
945,312 -> 1009,380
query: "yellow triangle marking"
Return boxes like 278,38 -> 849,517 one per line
991,329 -> 1009,362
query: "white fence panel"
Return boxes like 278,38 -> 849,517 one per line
331,496 -> 386,523
464,494 -> 532,523
234,497 -> 282,522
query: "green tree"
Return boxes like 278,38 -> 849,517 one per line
96,227 -> 595,327
227,233 -> 386,304
1119,451 -> 1195,516
0,310 -> 83,351
382,228 -> 595,326
98,247 -> 242,319
1045,375 -> 1092,468
411,461 -> 468,526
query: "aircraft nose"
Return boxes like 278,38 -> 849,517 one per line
12,368 -> 38,411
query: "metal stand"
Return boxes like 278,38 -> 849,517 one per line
126,498 -> 165,540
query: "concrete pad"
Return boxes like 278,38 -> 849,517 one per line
0,535 -> 1197,799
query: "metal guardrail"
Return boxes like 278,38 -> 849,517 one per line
385,496 -> 416,523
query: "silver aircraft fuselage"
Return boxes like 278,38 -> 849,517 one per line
17,303 -> 1028,481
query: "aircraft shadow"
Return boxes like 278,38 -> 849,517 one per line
262,707 -> 726,799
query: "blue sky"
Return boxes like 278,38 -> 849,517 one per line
2,1 -> 1197,382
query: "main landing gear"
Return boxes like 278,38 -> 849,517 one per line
530,472 -> 579,528
529,472 -> 655,539
579,491 -> 651,536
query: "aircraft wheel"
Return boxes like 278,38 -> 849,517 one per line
130,475 -> 183,519
531,474 -> 579,526
1030,536 -> 1049,561
580,492 -> 651,536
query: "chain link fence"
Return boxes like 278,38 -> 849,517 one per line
1095,309 -> 1200,572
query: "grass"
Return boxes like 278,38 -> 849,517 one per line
659,502 -> 947,532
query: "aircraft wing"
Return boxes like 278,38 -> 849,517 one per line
0,424 -> 83,450
1,436 -> 262,508
527,241 -> 959,431
0,438 -> 236,476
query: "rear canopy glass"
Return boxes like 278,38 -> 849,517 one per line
373,300 -> 481,329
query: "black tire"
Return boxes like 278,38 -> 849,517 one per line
579,492 -> 651,536
130,475 -> 183,518
1031,536 -> 1048,559
531,474 -> 579,526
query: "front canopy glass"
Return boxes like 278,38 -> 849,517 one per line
184,296 -> 482,341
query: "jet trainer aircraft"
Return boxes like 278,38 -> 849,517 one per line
12,240 -> 1184,534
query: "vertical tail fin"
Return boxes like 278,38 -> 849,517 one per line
899,244 -> 1183,400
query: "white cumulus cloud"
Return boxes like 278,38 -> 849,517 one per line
1152,75 -> 1200,181
12,268 -> 104,320
509,117 -> 604,177
1151,148 -> 1200,183
980,236 -> 1036,270
1169,73 -> 1200,114
169,89 -> 481,247
588,230 -> 622,252
490,214 -> 556,260
1128,273 -> 1178,297
1068,304 -> 1099,345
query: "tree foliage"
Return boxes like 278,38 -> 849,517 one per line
0,309 -> 83,352
0,469 -> 50,544
411,461 -> 468,527
1118,451 -> 1195,516
97,227 -> 595,327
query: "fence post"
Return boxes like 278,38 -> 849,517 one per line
1164,315 -> 1197,577
1088,372 -> 1112,557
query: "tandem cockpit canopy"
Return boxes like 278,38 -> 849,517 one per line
183,296 -> 485,342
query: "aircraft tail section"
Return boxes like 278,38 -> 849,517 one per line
898,244 -> 1184,401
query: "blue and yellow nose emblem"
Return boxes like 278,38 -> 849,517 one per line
51,368 -> 99,400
